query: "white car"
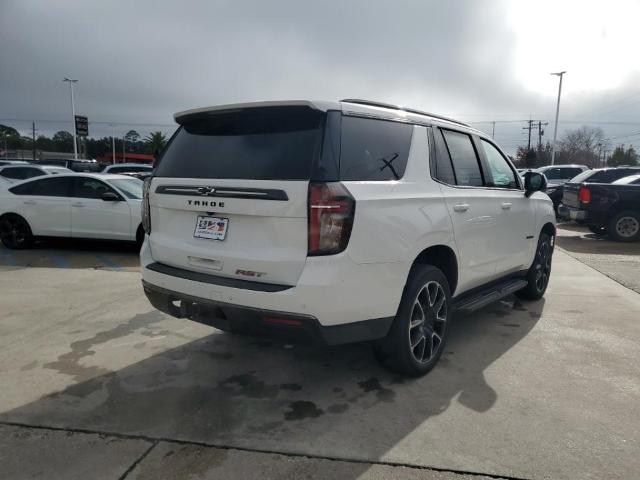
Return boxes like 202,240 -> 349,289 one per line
140,99 -> 556,376
0,173 -> 143,248
0,164 -> 72,183
102,163 -> 153,174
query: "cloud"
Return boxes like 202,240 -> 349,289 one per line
1,0 -> 639,152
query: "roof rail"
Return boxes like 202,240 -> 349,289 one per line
340,99 -> 470,127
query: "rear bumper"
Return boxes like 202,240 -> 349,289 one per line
142,280 -> 393,345
558,203 -> 586,221
140,237 -> 405,334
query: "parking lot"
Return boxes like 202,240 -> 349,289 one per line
1,224 -> 639,480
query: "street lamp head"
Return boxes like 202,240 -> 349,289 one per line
63,77 -> 78,83
550,71 -> 567,76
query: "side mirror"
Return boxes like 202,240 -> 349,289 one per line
101,191 -> 120,202
524,172 -> 547,198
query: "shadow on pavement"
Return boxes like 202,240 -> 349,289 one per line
0,238 -> 140,270
0,296 -> 544,477
556,224 -> 640,256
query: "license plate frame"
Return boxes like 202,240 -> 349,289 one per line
193,215 -> 229,241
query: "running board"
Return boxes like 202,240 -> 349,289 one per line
453,278 -> 528,313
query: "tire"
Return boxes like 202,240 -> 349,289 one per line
607,211 -> 640,242
135,225 -> 145,248
373,265 -> 451,377
516,232 -> 553,300
0,214 -> 34,249
587,224 -> 607,235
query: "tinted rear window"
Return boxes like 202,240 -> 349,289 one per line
339,116 -> 412,181
155,106 -> 324,180
579,169 -> 640,183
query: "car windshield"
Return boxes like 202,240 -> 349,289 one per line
109,178 -> 143,199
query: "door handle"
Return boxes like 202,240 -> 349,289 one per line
501,202 -> 512,210
453,204 -> 469,213
23,200 -> 36,205
71,202 -> 85,208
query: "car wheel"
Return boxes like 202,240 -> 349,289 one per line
0,214 -> 34,249
373,265 -> 451,377
608,211 -> 640,242
135,225 -> 145,248
587,224 -> 607,235
516,232 -> 553,300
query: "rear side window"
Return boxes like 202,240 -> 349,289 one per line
9,177 -> 71,196
431,128 -> 457,184
441,129 -> 484,187
155,106 -> 324,180
586,169 -> 640,183
339,116 -> 412,181
1,167 -> 42,179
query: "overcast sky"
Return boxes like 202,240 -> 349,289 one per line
2,0 -> 640,154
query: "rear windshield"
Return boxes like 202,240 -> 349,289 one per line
155,106 -> 324,180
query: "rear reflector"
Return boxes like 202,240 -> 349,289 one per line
263,317 -> 303,327
579,186 -> 591,204
308,182 -> 355,256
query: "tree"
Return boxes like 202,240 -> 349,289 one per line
516,146 -> 537,168
124,130 -> 140,144
556,126 -> 605,167
609,144 -> 639,167
144,131 -> 167,154
0,125 -> 20,138
52,130 -> 74,152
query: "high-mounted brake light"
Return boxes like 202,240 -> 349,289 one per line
578,186 -> 591,204
308,182 -> 355,256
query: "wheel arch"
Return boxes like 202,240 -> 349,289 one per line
541,222 -> 556,240
409,245 -> 458,296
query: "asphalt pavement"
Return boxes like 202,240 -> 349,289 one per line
1,238 -> 639,479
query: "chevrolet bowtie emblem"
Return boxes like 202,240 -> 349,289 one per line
197,186 -> 215,196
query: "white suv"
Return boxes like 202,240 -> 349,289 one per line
140,99 -> 556,376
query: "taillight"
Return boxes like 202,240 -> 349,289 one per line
578,186 -> 591,204
141,177 -> 152,234
308,182 -> 355,256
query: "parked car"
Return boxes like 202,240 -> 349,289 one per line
0,160 -> 30,166
559,166 -> 640,222
0,173 -> 144,248
36,158 -> 102,172
102,163 -> 153,174
560,175 -> 640,241
140,99 -> 556,376
534,164 -> 589,212
0,164 -> 72,183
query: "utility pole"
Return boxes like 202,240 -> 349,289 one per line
122,134 -> 126,164
63,77 -> 79,160
523,120 -> 534,151
550,71 -> 566,166
491,121 -> 496,139
32,122 -> 37,161
537,121 -> 548,151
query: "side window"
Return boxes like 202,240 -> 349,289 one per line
431,128 -> 457,184
340,116 -> 412,181
10,177 -> 71,196
441,129 -> 484,187
23,168 -> 45,179
72,177 -> 117,199
480,139 -> 519,189
1,168 -> 26,179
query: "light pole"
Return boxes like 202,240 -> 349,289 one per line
550,71 -> 566,166
63,77 -> 79,160
110,124 -> 116,164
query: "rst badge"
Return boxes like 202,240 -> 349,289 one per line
193,216 -> 229,241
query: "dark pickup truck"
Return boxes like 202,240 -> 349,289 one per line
559,171 -> 640,241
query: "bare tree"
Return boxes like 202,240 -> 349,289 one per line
556,126 -> 605,167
